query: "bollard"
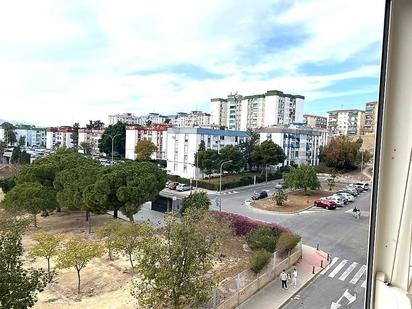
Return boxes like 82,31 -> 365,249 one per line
327,253 -> 330,261
312,266 -> 315,274
316,243 -> 319,251
321,260 -> 323,268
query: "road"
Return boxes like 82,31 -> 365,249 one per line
208,180 -> 371,309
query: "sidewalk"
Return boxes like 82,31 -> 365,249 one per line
238,245 -> 329,309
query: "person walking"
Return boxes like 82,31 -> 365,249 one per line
292,268 -> 298,288
280,269 -> 288,289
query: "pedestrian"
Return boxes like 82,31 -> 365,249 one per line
280,269 -> 288,289
292,268 -> 298,288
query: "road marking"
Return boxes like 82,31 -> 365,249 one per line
361,280 -> 367,289
329,260 -> 348,278
339,262 -> 358,281
321,257 -> 339,275
350,265 -> 367,284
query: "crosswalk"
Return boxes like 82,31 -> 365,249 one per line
320,257 -> 367,289
220,190 -> 239,195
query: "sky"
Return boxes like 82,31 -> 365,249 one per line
0,0 -> 385,127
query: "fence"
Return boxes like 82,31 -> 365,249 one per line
204,242 -> 303,309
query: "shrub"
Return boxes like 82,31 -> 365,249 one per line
250,249 -> 272,273
245,227 -> 279,252
181,191 -> 211,214
276,232 -> 301,254
272,189 -> 288,206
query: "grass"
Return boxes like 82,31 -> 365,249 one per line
205,172 -> 264,185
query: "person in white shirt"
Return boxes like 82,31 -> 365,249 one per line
292,268 -> 298,287
280,270 -> 288,289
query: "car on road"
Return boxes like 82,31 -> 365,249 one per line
176,184 -> 192,192
341,188 -> 359,196
321,196 -> 345,207
335,192 -> 355,202
314,199 -> 336,210
332,194 -> 349,204
251,190 -> 268,200
167,182 -> 179,190
349,183 -> 365,193
354,182 -> 369,191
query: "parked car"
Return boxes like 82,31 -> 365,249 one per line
314,199 -> 337,210
167,182 -> 179,190
176,184 -> 192,192
321,196 -> 345,207
342,187 -> 359,196
349,184 -> 364,193
251,190 -> 268,200
335,192 -> 355,202
332,194 -> 349,204
354,182 -> 369,191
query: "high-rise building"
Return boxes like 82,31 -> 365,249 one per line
303,114 -> 327,129
327,109 -> 365,136
0,125 -> 46,147
108,113 -> 139,125
170,111 -> 211,127
210,90 -> 304,130
363,101 -> 378,134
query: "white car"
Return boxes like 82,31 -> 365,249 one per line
335,192 -> 355,202
321,196 -> 345,207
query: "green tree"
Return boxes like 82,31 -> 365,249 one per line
239,128 -> 260,171
180,191 -> 211,213
113,222 -> 151,273
134,140 -> 157,161
96,221 -> 122,260
327,171 -> 337,191
219,145 -> 245,173
10,146 -> 21,164
0,176 -> 16,193
86,120 -> 105,130
98,121 -> 126,157
197,149 -> 220,178
19,135 -> 26,147
29,232 -> 64,282
71,123 -> 80,150
283,164 -> 320,193
251,140 -> 286,171
19,150 -> 31,165
1,122 -> 17,146
132,209 -> 217,308
80,141 -> 93,155
272,188 -> 288,206
2,182 -> 57,227
57,238 -> 103,294
245,226 -> 279,252
0,227 -> 47,308
276,232 -> 301,255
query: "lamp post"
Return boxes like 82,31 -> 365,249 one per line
219,160 -> 233,195
108,134 -> 120,163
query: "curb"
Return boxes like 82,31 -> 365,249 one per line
248,202 -> 315,215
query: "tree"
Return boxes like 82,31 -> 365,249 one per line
1,122 -> 17,146
10,146 -> 21,164
57,238 -> 103,294
86,120 -> 105,130
180,191 -> 211,213
0,176 -> 16,193
134,140 -> 157,161
0,227 -> 47,308
98,121 -> 126,157
19,136 -> 26,147
251,140 -> 286,171
197,149 -> 220,178
272,188 -> 288,206
19,150 -> 31,164
219,145 -> 245,173
2,182 -> 57,227
72,122 -> 80,150
327,171 -> 337,191
283,164 -> 320,193
96,221 -> 122,260
239,128 -> 260,170
132,209 -> 218,308
29,232 -> 64,282
80,141 -> 93,155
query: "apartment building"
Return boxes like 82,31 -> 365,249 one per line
78,129 -> 104,154
125,124 -> 170,161
0,125 -> 46,147
108,113 -> 139,125
257,124 -> 328,166
166,127 -> 248,179
327,109 -> 365,136
303,114 -> 327,129
46,127 -> 73,149
170,111 -> 211,127
363,101 -> 378,134
210,90 -> 305,130
136,113 -> 169,125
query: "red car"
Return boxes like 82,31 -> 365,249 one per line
314,199 -> 337,210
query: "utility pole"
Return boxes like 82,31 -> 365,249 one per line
219,160 -> 233,195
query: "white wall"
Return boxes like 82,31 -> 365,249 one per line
295,98 -> 305,123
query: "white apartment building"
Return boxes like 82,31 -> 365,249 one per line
211,90 -> 305,130
46,127 -> 73,149
171,111 -> 211,127
108,113 -> 139,125
125,124 -> 169,161
303,114 -> 328,129
363,101 -> 378,134
166,127 -> 248,179
136,113 -> 169,125
257,124 -> 328,166
0,125 -> 46,147
78,129 -> 104,154
327,109 -> 365,136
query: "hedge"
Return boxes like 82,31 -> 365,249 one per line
250,249 -> 272,273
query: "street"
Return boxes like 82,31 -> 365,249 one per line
208,180 -> 370,309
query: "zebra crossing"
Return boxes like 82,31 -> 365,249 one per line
321,257 -> 367,288
220,190 -> 239,195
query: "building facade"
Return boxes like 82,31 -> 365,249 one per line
108,113 -> 139,125
210,90 -> 305,130
46,127 -> 73,149
125,124 -> 169,161
303,114 -> 327,129
166,127 -> 248,179
170,111 -> 211,127
363,101 -> 378,134
327,109 -> 365,136
136,113 -> 169,125
78,129 -> 104,155
257,124 -> 328,166
0,125 -> 46,147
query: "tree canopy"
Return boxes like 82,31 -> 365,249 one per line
1,122 -> 17,145
86,120 -> 105,130
98,121 -> 126,157
196,149 -> 220,177
219,145 -> 245,173
239,128 -> 260,170
283,164 -> 320,193
134,140 -> 157,161
181,191 -> 211,213
251,140 -> 286,170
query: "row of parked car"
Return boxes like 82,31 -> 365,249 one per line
314,182 -> 370,210
165,181 -> 192,192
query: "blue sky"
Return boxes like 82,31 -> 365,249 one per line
0,0 -> 385,126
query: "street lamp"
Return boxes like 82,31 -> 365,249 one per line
108,134 -> 120,163
219,160 -> 233,195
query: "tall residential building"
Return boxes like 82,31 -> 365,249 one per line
78,129 -> 104,155
327,109 -> 365,136
125,124 -> 170,161
108,113 -> 139,125
136,113 -> 170,125
257,124 -> 328,166
210,90 -> 305,130
0,125 -> 46,147
170,111 -> 211,127
303,114 -> 327,129
46,127 -> 73,149
363,101 -> 378,134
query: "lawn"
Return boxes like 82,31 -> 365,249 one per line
205,172 -> 265,185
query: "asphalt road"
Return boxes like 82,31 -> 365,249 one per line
208,181 -> 371,309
